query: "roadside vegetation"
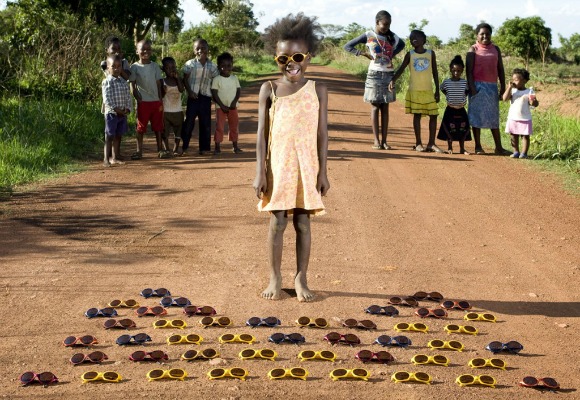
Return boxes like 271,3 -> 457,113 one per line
1,0 -> 578,195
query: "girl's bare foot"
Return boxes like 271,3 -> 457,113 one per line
110,158 -> 125,165
295,273 -> 314,302
460,149 -> 471,155
261,275 -> 282,300
103,160 -> 111,167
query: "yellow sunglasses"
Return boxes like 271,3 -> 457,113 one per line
147,368 -> 187,382
208,368 -> 248,380
456,374 -> 496,388
200,316 -> 232,328
181,348 -> 219,361
444,324 -> 478,335
394,322 -> 429,333
268,367 -> 309,380
81,371 -> 122,384
239,348 -> 278,361
329,368 -> 370,381
298,350 -> 336,362
274,52 -> 310,65
218,333 -> 256,344
153,319 -> 187,329
411,354 -> 450,367
391,371 -> 431,384
167,333 -> 203,345
464,312 -> 497,322
468,358 -> 507,370
296,316 -> 329,328
108,299 -> 140,308
428,339 -> 464,352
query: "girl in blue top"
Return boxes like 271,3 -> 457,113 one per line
344,10 -> 405,150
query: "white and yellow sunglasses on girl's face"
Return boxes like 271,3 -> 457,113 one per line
274,52 -> 310,65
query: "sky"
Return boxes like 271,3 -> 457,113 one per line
180,0 -> 579,46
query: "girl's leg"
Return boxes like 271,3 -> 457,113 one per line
293,209 -> 314,302
447,140 -> 453,154
492,128 -> 509,154
413,114 -> 423,150
173,138 -> 181,154
426,115 -> 443,152
521,135 -> 530,155
510,133 -> 520,156
472,127 -> 483,153
262,210 -> 287,300
459,140 -> 469,154
370,103 -> 381,148
380,103 -> 390,148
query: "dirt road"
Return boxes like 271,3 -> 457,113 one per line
1,65 -> 578,399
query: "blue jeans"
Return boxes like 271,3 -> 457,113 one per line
182,94 -> 212,152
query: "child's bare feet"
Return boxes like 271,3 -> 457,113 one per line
460,149 -> 471,155
110,158 -> 125,165
103,160 -> 111,167
295,272 -> 314,302
261,274 -> 282,300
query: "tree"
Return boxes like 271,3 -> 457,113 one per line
447,23 -> 476,47
409,19 -> 429,32
496,16 -> 552,69
558,33 -> 580,64
212,0 -> 259,51
197,0 -> 225,16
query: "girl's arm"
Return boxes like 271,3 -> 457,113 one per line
431,50 -> 440,102
389,51 -> 410,91
466,46 -> 476,95
502,82 -> 514,102
496,45 -> 506,100
176,72 -> 185,93
392,34 -> 406,57
315,82 -> 330,196
343,33 -> 372,60
253,82 -> 272,199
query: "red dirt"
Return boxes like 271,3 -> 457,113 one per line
1,65 -> 578,399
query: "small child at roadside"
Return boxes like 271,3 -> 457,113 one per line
100,37 -> 131,80
102,55 -> 131,167
391,30 -> 442,153
503,68 -> 538,159
253,13 -> 330,302
182,38 -> 219,155
129,39 -> 168,159
436,55 -> 472,154
211,52 -> 242,154
161,57 -> 185,156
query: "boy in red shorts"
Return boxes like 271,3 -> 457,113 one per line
129,40 -> 169,159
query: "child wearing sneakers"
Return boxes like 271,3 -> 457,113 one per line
161,57 -> 185,155
211,52 -> 242,154
129,39 -> 168,159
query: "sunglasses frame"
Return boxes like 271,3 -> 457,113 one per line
469,358 -> 507,370
323,332 -> 361,346
391,371 -> 432,384
389,296 -> 419,307
207,367 -> 248,380
518,376 -> 560,389
485,340 -> 523,354
374,334 -> 412,348
19,371 -> 59,387
160,296 -> 191,308
297,350 -> 336,362
464,312 -> 497,322
104,318 -> 137,330
296,316 -> 329,328
81,371 -> 122,384
63,335 -> 98,347
444,324 -> 478,335
129,350 -> 168,362
342,318 -> 377,330
330,368 -> 370,381
268,332 -> 305,345
181,348 -> 219,361
200,316 -> 232,328
153,319 -> 187,329
85,307 -> 118,319
394,322 -> 429,333
239,348 -> 278,361
108,299 -> 139,308
411,353 -> 450,367
428,339 -> 464,352
146,368 -> 187,382
219,333 -> 256,344
455,374 -> 496,388
268,367 -> 309,380
274,52 -> 310,65
440,300 -> 471,310
70,351 -> 108,365
365,305 -> 399,316
140,288 -> 171,298
183,305 -> 216,316
355,350 -> 394,364
135,306 -> 168,317
116,333 -> 152,346
415,307 -> 448,319
167,333 -> 203,345
246,316 -> 281,328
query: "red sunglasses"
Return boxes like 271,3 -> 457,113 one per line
129,350 -> 169,362
63,335 -> 98,347
388,296 -> 419,307
323,332 -> 361,346
355,350 -> 395,364
415,307 -> 448,318
441,300 -> 472,310
70,351 -> 108,365
519,376 -> 560,390
104,318 -> 137,329
135,306 -> 167,317
19,371 -> 58,387
183,305 -> 217,316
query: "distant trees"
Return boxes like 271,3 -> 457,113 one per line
558,33 -> 580,65
495,16 -> 552,68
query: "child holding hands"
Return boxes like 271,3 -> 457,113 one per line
503,68 -> 538,159
211,52 -> 242,154
253,13 -> 330,302
391,30 -> 442,153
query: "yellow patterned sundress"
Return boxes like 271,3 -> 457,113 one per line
257,80 -> 325,215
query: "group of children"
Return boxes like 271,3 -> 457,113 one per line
345,13 -> 538,158
101,37 -> 243,166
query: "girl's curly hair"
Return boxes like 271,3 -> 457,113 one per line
262,13 -> 324,55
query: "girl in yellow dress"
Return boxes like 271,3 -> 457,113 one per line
253,13 -> 330,302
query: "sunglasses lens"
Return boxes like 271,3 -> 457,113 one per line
270,368 -> 285,378
395,323 -> 409,330
389,296 -> 402,304
154,320 -> 167,327
134,333 -> 150,343
201,316 -> 213,326
413,291 -> 428,300
542,378 -> 559,388
136,306 -> 148,316
150,350 -> 166,360
141,288 -> 153,298
480,375 -> 495,385
263,317 -> 278,326
357,350 -> 373,361
446,324 -> 460,331
416,308 -> 429,317
301,350 -> 316,359
449,341 -> 463,349
376,335 -> 391,345
366,305 -> 381,314
169,369 -> 185,378
187,334 -> 200,342
413,354 -> 429,363
433,309 -> 446,317
470,358 -> 486,367
109,300 -> 121,307
183,350 -> 198,359
405,297 -> 418,306
459,375 -> 475,384
239,334 -> 254,342
320,350 -> 335,359
376,351 -> 393,362
71,353 -> 86,364
428,292 -> 444,301
183,305 -> 196,315
458,301 -> 471,309
343,318 -> 358,327
291,367 -> 307,377
149,369 -> 164,379
151,306 -> 165,315
434,355 -> 448,364
89,351 -> 106,362
344,334 -> 360,344
394,371 -> 410,381
506,341 -> 523,352
522,376 -> 538,386
465,312 -> 478,320
156,288 -> 169,296
168,334 -> 181,343
240,349 -> 255,358
287,333 -> 305,343
415,323 -> 427,330
64,336 -> 76,346
103,319 -> 117,329
218,317 -> 231,326
393,336 -> 411,346
101,307 -> 116,316
38,372 -> 55,383
332,369 -> 347,377
441,300 -> 454,309
269,333 -> 284,343
20,372 -> 35,384
104,371 -> 119,380
415,372 -> 430,382
199,306 -> 215,315
483,313 -> 496,321
117,335 -> 130,344
490,359 -> 505,368
314,318 -> 328,327
487,341 -> 503,352
161,297 -> 172,307
231,368 -> 246,377
384,306 -> 399,316
83,371 -> 98,380
203,349 -> 217,358
131,350 -> 146,361
292,53 -> 306,62
125,299 -> 137,307
360,320 -> 376,329
85,308 -> 98,318
120,319 -> 135,328
173,320 -> 185,327
220,334 -> 234,342
276,55 -> 289,64
210,368 -> 225,378
325,332 -> 341,342
174,297 -> 188,306
464,325 -> 477,333
81,335 -> 96,345
430,340 -> 444,348
247,316 -> 261,326
297,316 -> 310,326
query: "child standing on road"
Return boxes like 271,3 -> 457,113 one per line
211,52 -> 242,154
100,37 -> 131,80
391,30 -> 442,153
161,57 -> 185,156
102,55 -> 131,167
343,10 -> 405,150
503,68 -> 538,159
253,13 -> 330,302
129,40 -> 168,159
436,55 -> 472,154
182,39 -> 219,155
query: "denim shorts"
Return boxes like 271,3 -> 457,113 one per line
364,70 -> 396,104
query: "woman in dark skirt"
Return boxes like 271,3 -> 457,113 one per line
437,55 -> 472,154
